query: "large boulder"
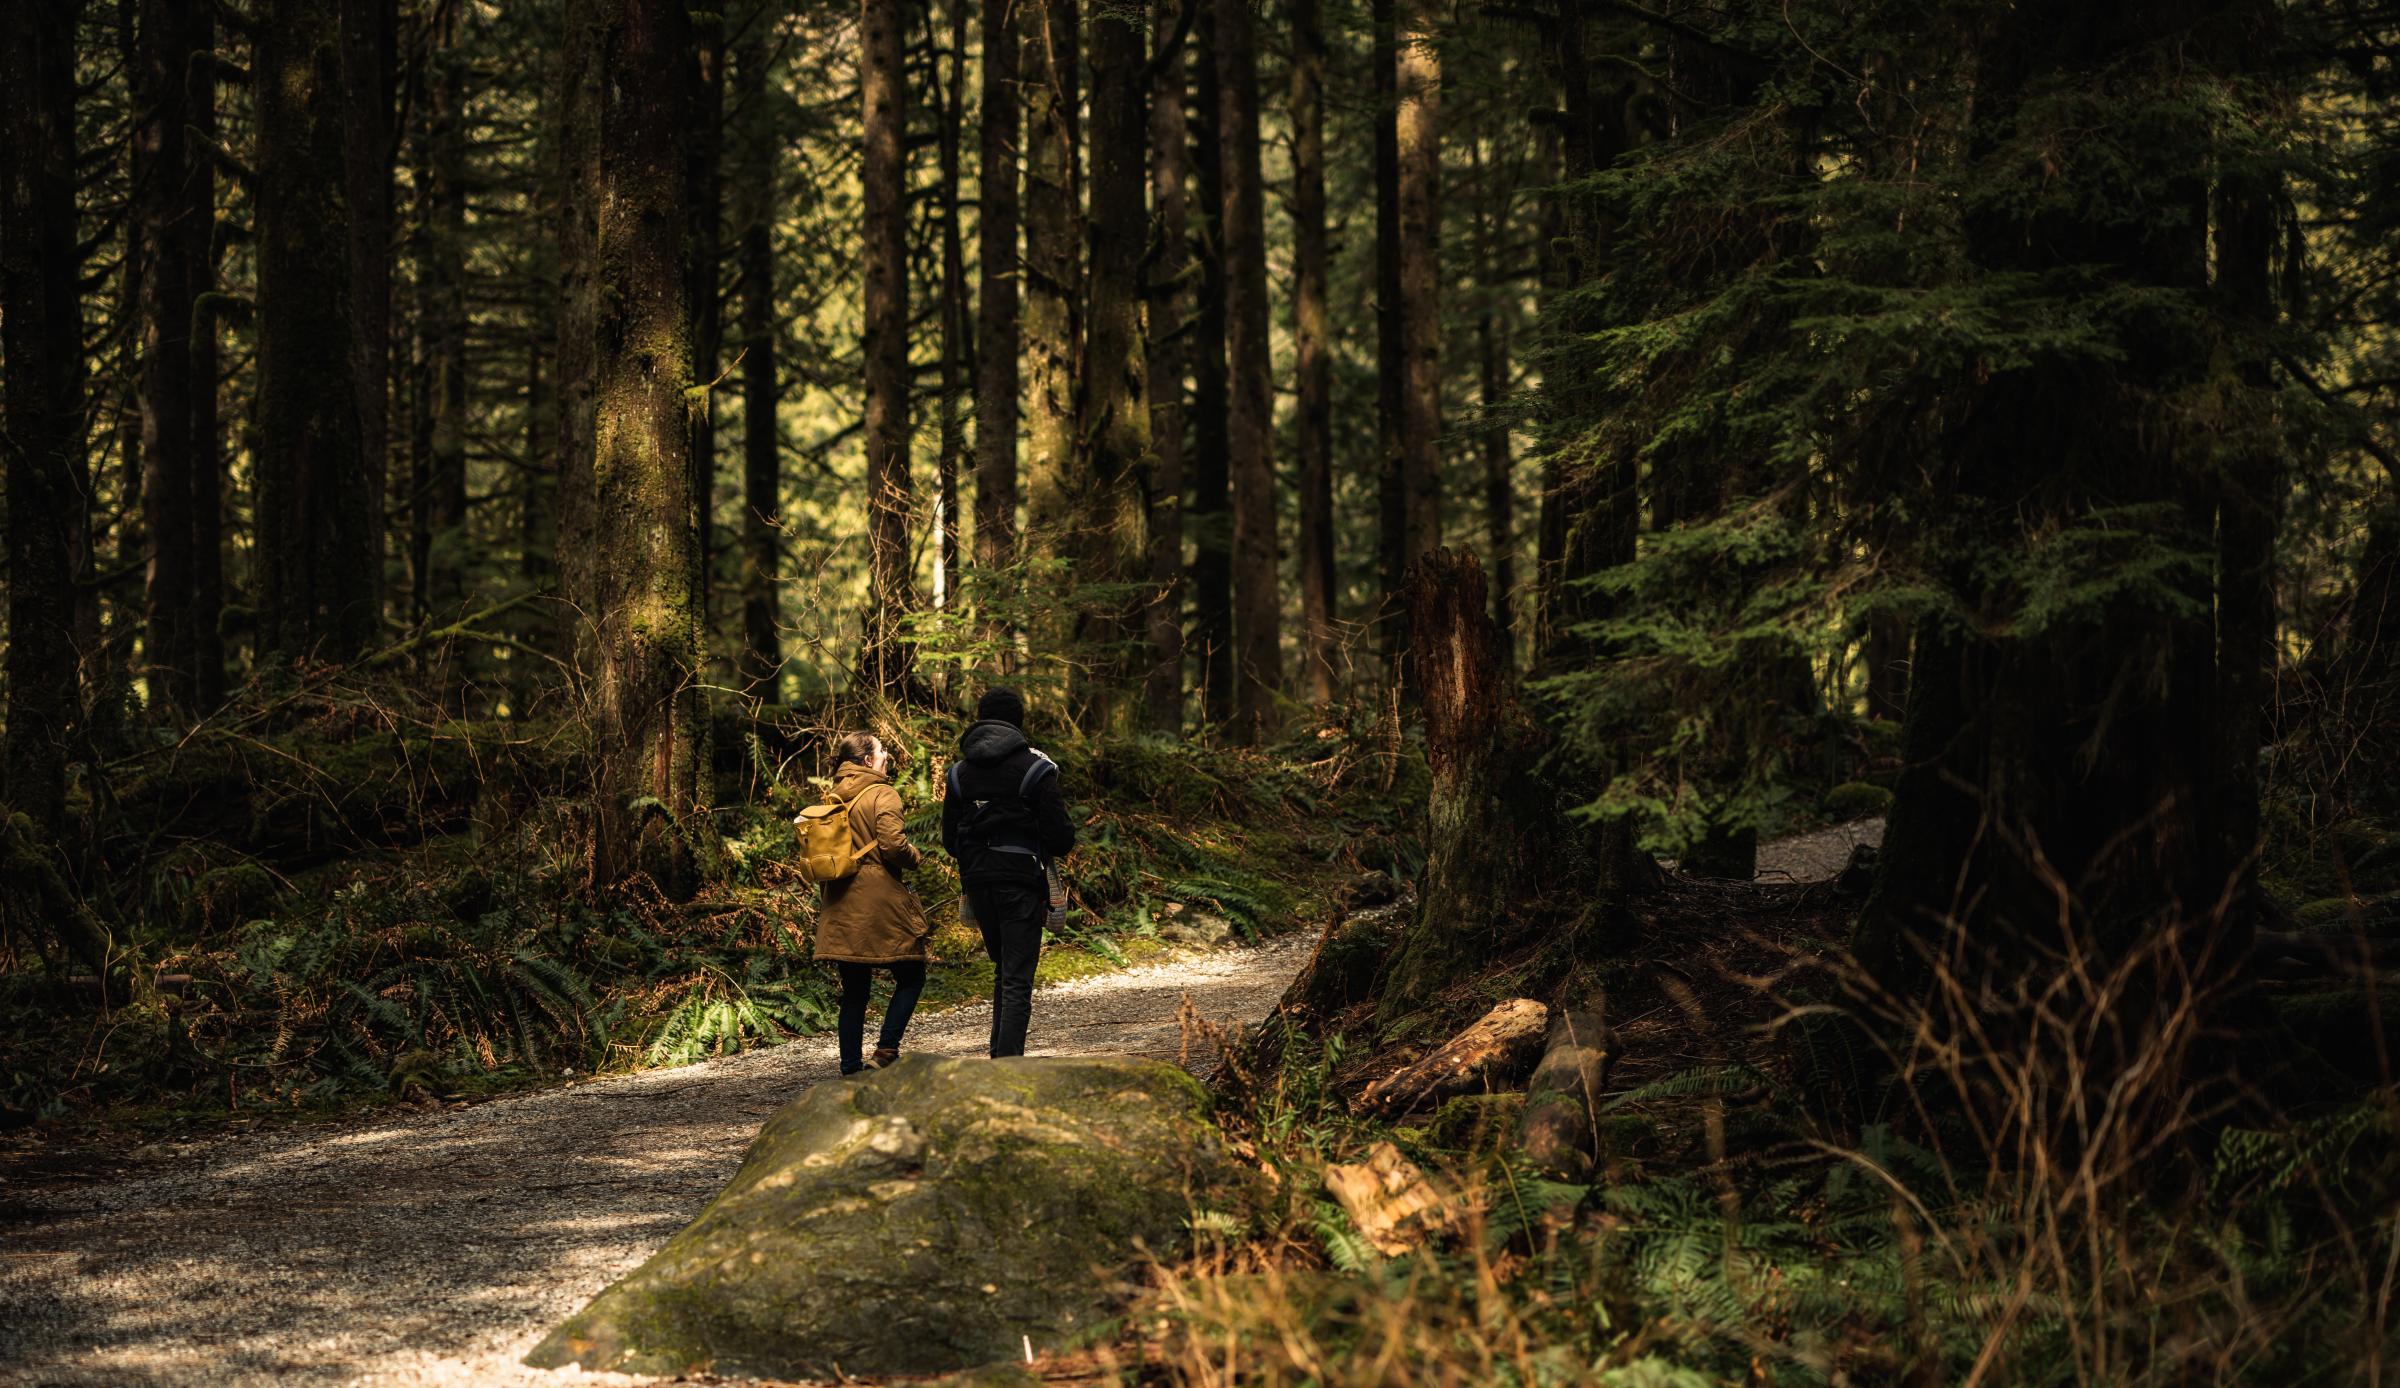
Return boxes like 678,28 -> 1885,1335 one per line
525,1055 -> 1236,1380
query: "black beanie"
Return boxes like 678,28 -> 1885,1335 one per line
976,686 -> 1026,728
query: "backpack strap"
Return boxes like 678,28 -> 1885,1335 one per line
947,759 -> 967,801
1017,749 -> 1057,800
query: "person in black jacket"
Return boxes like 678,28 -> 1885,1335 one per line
941,687 -> 1076,1057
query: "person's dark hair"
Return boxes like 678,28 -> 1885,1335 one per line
976,686 -> 1026,728
832,731 -> 881,770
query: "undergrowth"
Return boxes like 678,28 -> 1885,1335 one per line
0,699 -> 1409,1131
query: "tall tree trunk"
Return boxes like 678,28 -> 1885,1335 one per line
1189,3 -> 1234,726
136,0 -> 198,712
1020,0 -> 1080,636
1862,614 -> 1908,721
735,12 -> 782,700
420,7 -> 470,623
1479,308 -> 1512,638
685,3 -> 725,647
1215,0 -> 1279,744
554,0 -> 601,653
1373,0 -> 1405,672
973,0 -> 1020,575
2,0 -> 86,836
1080,0 -> 1149,727
255,0 -> 377,662
1142,0 -> 1190,732
340,0 -> 396,629
1396,5 -> 1441,562
189,3 -> 226,710
859,0 -> 915,692
589,0 -> 708,891
1859,0 -> 2255,1000
934,0 -> 970,613
1291,0 -> 1336,704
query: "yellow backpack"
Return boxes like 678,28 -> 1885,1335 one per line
795,799 -> 859,884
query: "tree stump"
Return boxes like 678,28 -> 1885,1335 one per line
1359,997 -> 1549,1116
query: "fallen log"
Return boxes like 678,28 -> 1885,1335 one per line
1359,997 -> 1548,1117
1518,1001 -> 1615,1182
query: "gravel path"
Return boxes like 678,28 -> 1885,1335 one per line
0,822 -> 1882,1388
0,935 -> 1317,1388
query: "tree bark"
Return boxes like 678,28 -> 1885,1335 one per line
1079,0 -> 1150,727
1188,3 -> 1233,727
734,12 -> 782,700
1215,0 -> 1278,744
1396,5 -> 1442,564
189,4 -> 226,710
973,0 -> 1020,574
419,6 -> 470,624
554,0 -> 602,654
1373,0 -> 1405,673
1019,0 -> 1080,648
2,0 -> 86,838
1479,308 -> 1512,638
255,0 -> 378,663
135,0 -> 199,712
589,0 -> 709,892
933,0 -> 970,613
1142,0 -> 1190,732
1374,549 -> 1555,1023
859,0 -> 916,692
685,2 -> 725,644
1291,0 -> 1337,705
340,0 -> 396,631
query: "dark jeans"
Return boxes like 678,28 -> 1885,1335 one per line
969,878 -> 1045,1057
836,960 -> 926,1074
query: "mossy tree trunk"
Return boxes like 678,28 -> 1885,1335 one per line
1216,0 -> 1280,745
254,0 -> 378,664
859,0 -> 915,694
588,0 -> 710,894
1141,0 -> 1189,733
1291,0 -> 1337,705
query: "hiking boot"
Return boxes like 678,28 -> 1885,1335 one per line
868,1046 -> 900,1069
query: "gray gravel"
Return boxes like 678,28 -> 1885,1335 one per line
0,935 -> 1316,1388
1748,816 -> 1884,883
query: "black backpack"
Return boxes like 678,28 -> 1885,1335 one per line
947,751 -> 1058,866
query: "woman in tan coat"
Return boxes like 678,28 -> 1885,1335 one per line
813,732 -> 930,1073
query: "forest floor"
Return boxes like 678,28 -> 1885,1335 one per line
0,823 -> 1879,1388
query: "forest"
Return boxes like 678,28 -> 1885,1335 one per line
6,0 -> 2400,1382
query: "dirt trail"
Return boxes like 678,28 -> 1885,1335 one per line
0,821 -> 1879,1388
0,936 -> 1314,1388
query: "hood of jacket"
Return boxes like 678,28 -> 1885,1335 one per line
958,719 -> 1030,766
830,764 -> 891,803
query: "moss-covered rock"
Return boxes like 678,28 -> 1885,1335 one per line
1820,781 -> 1894,823
525,1055 -> 1238,1380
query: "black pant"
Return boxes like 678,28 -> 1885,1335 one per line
969,878 -> 1045,1057
836,960 -> 926,1074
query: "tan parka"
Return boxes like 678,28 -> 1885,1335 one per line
810,764 -> 929,963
